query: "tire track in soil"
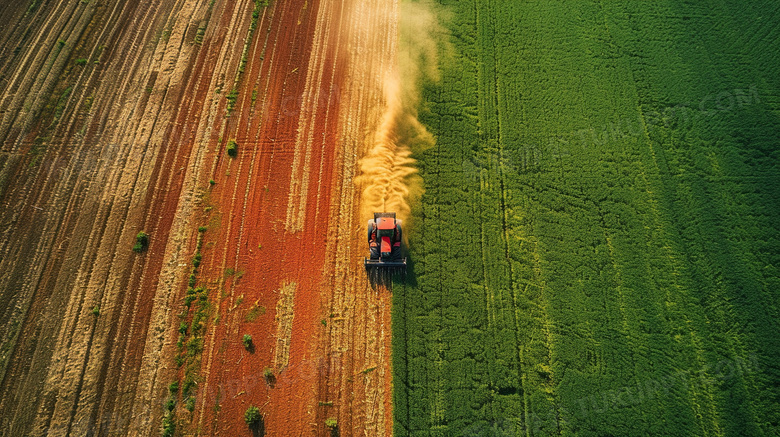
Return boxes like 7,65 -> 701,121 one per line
186,0 -> 399,436
322,0 -> 398,432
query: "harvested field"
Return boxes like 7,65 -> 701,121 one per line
0,0 -> 399,435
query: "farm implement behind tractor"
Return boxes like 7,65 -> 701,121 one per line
365,212 -> 406,276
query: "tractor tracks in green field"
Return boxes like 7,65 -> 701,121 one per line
474,0 -> 559,432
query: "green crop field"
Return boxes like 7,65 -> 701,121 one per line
393,1 -> 779,436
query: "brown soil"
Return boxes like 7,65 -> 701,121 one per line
0,0 -> 398,436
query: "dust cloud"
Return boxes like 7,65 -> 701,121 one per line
356,1 -> 446,224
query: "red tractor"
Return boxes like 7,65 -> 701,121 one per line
365,212 -> 406,270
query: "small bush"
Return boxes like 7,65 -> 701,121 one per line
137,232 -> 148,244
244,405 -> 262,426
263,367 -> 275,384
226,140 -> 238,157
242,334 -> 252,350
92,306 -> 100,316
192,253 -> 202,267
75,58 -> 87,65
185,396 -> 195,412
325,417 -> 338,428
178,322 -> 188,335
165,397 -> 175,411
198,226 -> 208,232
133,231 -> 149,252
169,381 -> 179,395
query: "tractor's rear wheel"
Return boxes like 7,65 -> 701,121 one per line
392,220 -> 403,260
367,219 -> 376,241
367,219 -> 379,259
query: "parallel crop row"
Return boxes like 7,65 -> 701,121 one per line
394,0 -> 779,436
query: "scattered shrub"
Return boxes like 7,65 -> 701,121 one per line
244,405 -> 262,427
242,334 -> 252,350
132,231 -> 149,252
263,367 -> 275,384
226,140 -> 238,157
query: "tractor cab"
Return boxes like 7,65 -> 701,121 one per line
365,212 -> 406,270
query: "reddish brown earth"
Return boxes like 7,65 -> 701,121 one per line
0,0 -> 398,435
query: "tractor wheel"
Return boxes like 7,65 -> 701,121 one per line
392,221 -> 403,260
367,219 -> 379,259
367,219 -> 376,242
